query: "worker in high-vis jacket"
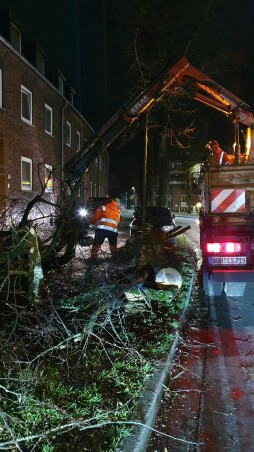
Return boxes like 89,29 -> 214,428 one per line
206,140 -> 231,166
89,197 -> 120,259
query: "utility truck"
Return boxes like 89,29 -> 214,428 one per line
199,155 -> 254,297
63,55 -> 254,296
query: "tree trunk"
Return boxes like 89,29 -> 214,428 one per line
158,130 -> 170,207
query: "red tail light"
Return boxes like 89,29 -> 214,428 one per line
206,242 -> 242,253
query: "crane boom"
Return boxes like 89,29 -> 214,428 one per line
64,55 -> 254,187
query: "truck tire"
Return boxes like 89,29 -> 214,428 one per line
203,270 -> 223,297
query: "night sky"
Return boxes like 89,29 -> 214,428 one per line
1,0 -> 254,195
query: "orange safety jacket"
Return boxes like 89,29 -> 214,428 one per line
208,148 -> 230,166
90,200 -> 120,233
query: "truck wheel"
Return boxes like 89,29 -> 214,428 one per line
203,270 -> 223,296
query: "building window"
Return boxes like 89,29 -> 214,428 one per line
21,86 -> 32,124
45,164 -> 53,193
10,22 -> 21,53
181,195 -> 187,202
36,51 -> 45,75
21,157 -> 32,190
45,104 -> 53,135
0,69 -> 2,109
66,121 -> 71,147
58,77 -> 64,95
76,131 -> 80,152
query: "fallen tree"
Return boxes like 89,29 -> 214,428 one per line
0,234 -> 195,450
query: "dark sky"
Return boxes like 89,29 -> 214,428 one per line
1,0 -> 254,195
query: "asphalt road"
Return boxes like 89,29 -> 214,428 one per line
148,215 -> 254,452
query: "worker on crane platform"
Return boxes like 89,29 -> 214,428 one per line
206,140 -> 231,166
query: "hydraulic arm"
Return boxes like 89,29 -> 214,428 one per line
64,55 -> 254,188
60,54 -> 254,232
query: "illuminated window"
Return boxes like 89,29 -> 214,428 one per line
21,86 -> 32,124
45,104 -> 53,135
66,121 -> 71,146
21,157 -> 32,190
10,22 -> 21,53
45,164 -> 53,193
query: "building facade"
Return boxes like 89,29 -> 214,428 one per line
0,8 -> 108,227
168,160 -> 201,213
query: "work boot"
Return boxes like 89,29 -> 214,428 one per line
109,245 -> 117,257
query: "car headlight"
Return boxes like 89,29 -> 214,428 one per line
161,224 -> 175,232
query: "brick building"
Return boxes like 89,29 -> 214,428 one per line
0,8 -> 109,226
168,160 -> 201,213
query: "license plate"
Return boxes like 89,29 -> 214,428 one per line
208,256 -> 247,265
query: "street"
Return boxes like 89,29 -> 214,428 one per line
148,215 -> 254,451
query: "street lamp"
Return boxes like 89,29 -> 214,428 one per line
132,186 -> 135,208
196,201 -> 202,213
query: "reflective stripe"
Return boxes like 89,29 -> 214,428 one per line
100,217 -> 118,226
97,225 -> 118,232
219,151 -> 224,165
211,189 -> 246,213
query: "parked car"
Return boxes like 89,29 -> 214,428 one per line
129,206 -> 176,239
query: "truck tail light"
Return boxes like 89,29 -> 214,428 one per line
206,242 -> 242,253
207,243 -> 220,253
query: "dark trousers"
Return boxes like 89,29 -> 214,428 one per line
91,228 -> 118,257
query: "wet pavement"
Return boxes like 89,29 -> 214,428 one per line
148,278 -> 254,452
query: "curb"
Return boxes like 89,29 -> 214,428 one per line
118,263 -> 195,452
